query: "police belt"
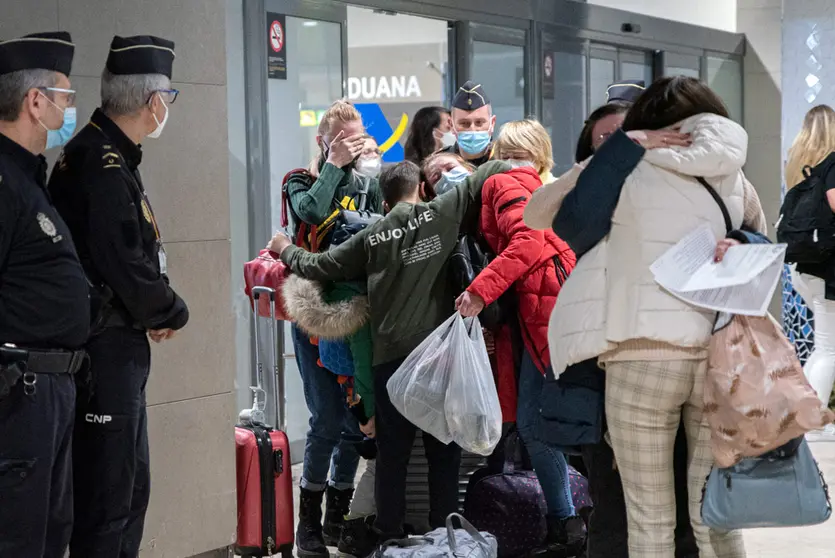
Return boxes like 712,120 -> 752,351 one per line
14,348 -> 86,375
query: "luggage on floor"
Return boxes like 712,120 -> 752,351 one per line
235,287 -> 294,558
376,513 -> 497,558
464,433 -> 592,558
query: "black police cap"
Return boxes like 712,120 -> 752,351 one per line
106,35 -> 176,79
452,80 -> 491,111
0,32 -> 74,77
606,80 -> 646,104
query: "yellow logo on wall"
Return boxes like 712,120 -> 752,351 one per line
300,110 -> 317,127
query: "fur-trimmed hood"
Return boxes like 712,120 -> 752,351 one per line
282,275 -> 370,339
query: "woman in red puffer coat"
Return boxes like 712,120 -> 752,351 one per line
455,119 -> 583,556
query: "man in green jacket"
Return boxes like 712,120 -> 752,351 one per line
269,159 -> 510,542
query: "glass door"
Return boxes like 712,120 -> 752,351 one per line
463,23 -> 529,130
589,45 -> 617,109
618,49 -> 654,85
259,0 -> 347,447
707,54 -> 743,123
541,30 -> 586,175
664,52 -> 702,79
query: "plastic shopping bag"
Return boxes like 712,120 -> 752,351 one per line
386,314 -> 459,445
445,316 -> 502,456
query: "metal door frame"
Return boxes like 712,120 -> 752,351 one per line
242,0 -> 348,442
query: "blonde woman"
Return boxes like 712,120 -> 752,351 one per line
787,104 -> 835,408
284,99 -> 383,557
454,120 -> 584,555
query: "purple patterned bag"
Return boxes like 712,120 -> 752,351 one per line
464,439 -> 592,558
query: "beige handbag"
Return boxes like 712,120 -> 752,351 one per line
704,314 -> 834,467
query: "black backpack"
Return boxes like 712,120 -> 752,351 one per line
777,152 -> 835,264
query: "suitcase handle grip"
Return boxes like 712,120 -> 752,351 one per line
249,287 -> 286,431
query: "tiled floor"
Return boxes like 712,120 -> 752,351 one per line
238,439 -> 835,557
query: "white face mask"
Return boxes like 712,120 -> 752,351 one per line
356,158 -> 382,179
147,96 -> 169,140
439,130 -> 456,148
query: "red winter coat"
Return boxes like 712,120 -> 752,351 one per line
469,167 -> 576,390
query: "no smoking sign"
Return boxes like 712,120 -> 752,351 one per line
270,20 -> 284,52
267,12 -> 287,79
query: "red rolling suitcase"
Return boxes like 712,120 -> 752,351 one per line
235,287 -> 294,558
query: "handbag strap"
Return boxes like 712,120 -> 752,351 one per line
355,175 -> 370,212
696,177 -> 732,234
445,513 -> 492,556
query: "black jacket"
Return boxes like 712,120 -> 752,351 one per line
48,109 -> 188,331
0,133 -> 90,349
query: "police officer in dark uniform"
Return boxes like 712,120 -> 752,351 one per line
442,81 -> 496,167
0,32 -> 89,558
48,35 -> 188,558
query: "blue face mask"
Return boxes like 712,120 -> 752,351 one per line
435,166 -> 471,196
456,130 -> 492,156
43,106 -> 77,150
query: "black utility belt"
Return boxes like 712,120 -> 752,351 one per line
0,345 -> 86,375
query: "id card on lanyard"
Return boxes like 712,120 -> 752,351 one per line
139,192 -> 167,275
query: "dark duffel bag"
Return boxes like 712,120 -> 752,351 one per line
464,433 -> 592,558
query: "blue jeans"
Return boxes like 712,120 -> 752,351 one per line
292,324 -> 362,491
517,351 -> 576,518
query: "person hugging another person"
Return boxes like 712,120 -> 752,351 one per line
268,156 -> 511,551
283,98 -> 384,557
455,119 -> 584,556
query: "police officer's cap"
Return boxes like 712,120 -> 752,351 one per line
0,32 -> 74,77
606,80 -> 646,104
452,81 -> 490,111
106,35 -> 176,79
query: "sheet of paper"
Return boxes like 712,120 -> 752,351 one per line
650,224 -> 787,316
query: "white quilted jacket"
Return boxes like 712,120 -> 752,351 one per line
548,113 -> 748,376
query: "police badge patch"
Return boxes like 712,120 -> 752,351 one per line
37,212 -> 62,243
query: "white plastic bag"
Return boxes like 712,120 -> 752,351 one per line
386,314 -> 459,445
445,316 -> 502,456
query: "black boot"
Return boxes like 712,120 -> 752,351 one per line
530,515 -> 588,558
297,487 -> 328,557
338,516 -> 378,558
323,486 -> 355,546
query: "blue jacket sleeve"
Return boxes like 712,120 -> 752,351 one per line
728,229 -> 771,245
553,129 -> 645,257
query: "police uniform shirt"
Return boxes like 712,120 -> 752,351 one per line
48,109 -> 188,331
0,133 -> 90,349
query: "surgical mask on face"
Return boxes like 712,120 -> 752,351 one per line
434,165 -> 471,196
456,130 -> 492,156
38,93 -> 76,150
356,157 -> 382,179
438,130 -> 456,148
147,96 -> 169,140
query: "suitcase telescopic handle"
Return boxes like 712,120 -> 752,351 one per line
251,287 -> 285,431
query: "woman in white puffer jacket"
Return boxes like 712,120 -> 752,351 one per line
529,77 -> 766,558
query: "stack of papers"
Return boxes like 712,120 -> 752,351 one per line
650,224 -> 786,316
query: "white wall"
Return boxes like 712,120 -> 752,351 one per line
587,0 -> 737,32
